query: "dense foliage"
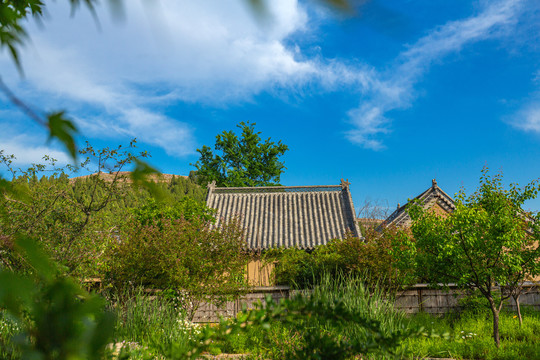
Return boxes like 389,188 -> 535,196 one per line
0,237 -> 114,360
268,229 -> 415,293
191,121 -> 289,187
132,197 -> 213,226
0,146 -> 205,279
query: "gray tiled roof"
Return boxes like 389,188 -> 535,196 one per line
206,179 -> 362,251
381,179 -> 455,229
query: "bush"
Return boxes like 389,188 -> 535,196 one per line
105,215 -> 249,320
269,229 -> 415,292
458,290 -> 492,315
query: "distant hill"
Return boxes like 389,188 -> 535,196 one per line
70,171 -> 206,204
70,171 -> 188,184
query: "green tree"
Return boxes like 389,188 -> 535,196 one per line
192,121 -> 289,187
402,168 -> 540,347
131,197 -> 214,227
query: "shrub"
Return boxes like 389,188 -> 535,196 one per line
105,215 -> 249,320
269,229 -> 415,292
458,290 -> 492,315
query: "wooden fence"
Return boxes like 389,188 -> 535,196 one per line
193,286 -> 289,323
192,283 -> 540,323
394,283 -> 540,314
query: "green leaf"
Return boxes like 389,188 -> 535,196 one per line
47,111 -> 78,160
130,158 -> 166,201
15,236 -> 57,282
0,271 -> 35,316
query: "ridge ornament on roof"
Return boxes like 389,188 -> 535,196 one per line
206,180 -> 362,251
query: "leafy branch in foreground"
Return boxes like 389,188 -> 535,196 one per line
0,78 -> 80,159
0,236 -> 115,359
0,0 -> 101,159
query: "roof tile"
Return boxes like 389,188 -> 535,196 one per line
206,183 -> 361,250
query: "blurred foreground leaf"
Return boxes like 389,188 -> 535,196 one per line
130,158 -> 166,201
0,236 -> 115,359
47,111 -> 79,160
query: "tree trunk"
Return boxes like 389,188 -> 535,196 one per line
488,297 -> 501,348
514,294 -> 523,327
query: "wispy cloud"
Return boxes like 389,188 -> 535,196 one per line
0,133 -> 71,168
511,67 -> 540,134
511,93 -> 540,133
345,0 -> 525,150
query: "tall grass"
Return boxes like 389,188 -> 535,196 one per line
110,288 -> 192,355
221,272 -> 408,358
306,272 -> 406,337
0,310 -> 22,360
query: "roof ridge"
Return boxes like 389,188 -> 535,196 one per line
213,184 -> 341,190
212,185 -> 343,194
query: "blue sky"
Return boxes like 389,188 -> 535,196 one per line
1,0 -> 540,215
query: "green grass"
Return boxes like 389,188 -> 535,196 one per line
307,272 -> 406,336
216,278 -> 540,360
106,283 -> 540,360
109,289 -> 193,358
0,310 -> 23,360
400,307 -> 540,360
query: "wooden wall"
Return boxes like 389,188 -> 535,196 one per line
246,258 -> 275,287
192,286 -> 289,323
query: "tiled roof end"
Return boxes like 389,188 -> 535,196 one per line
381,179 -> 455,229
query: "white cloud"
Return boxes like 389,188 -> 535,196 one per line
345,105 -> 389,150
0,0 -> 342,155
18,0 -> 321,102
534,70 -> 540,84
0,133 -> 71,168
512,100 -> 540,133
346,0 -> 525,149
